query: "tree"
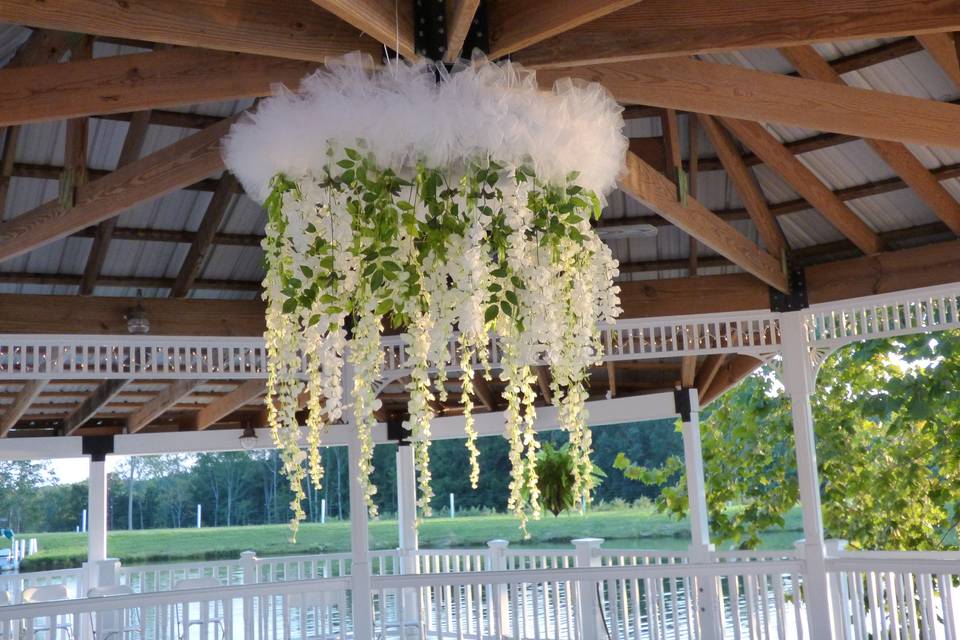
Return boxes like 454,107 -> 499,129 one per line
615,330 -> 960,551
0,461 -> 51,532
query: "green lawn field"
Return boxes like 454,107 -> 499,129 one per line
16,506 -> 804,571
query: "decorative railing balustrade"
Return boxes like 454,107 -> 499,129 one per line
0,549 -> 805,640
826,550 -> 960,640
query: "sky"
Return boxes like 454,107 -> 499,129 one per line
47,457 -> 125,485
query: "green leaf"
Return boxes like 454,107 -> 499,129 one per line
484,305 -> 498,324
336,159 -> 354,169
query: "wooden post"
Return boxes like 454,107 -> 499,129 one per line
780,311 -> 835,638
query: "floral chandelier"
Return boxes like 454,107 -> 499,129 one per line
223,53 -> 626,538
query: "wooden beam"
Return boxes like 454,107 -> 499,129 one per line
0,381 -> 48,437
0,48 -> 315,128
680,356 -> 696,389
488,0 -> 641,59
0,115 -> 235,264
918,32 -> 960,90
780,45 -> 960,236
694,354 -> 726,400
687,115 -> 700,276
64,379 -> 130,435
538,57 -> 960,151
720,117 -> 884,255
618,151 -> 790,293
170,174 -> 239,297
80,109 -> 153,295
311,0 -> 415,59
0,272 -> 261,292
697,114 -> 787,256
60,35 -> 94,209
72,226 -> 264,247
191,380 -> 265,430
0,126 -> 19,222
445,0 -> 481,62
513,0 -> 960,68
535,366 -> 552,404
127,379 -> 203,433
0,295 -> 266,335
0,0 -> 378,63
472,373 -> 497,411
607,361 -> 617,398
700,355 -> 762,406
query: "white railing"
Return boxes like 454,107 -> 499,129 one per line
827,550 -> 960,640
0,567 -> 85,603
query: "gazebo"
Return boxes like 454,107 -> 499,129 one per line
0,2 -> 959,639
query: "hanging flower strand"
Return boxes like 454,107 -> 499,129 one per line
224,53 -> 625,537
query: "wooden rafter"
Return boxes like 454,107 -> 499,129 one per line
61,36 -> 95,209
472,373 -> 497,411
0,48 -> 314,128
701,355 -> 762,405
171,174 -> 239,298
64,379 -> 130,435
680,357 -> 697,389
686,115 -> 700,276
191,380 -> 266,430
127,379 -> 203,433
80,109 -> 153,295
488,0 -> 641,59
697,114 -> 787,257
780,45 -> 960,236
535,366 -> 552,404
513,0 -> 960,68
0,116 -> 235,264
694,354 -> 726,400
0,0 -> 379,62
311,0 -> 415,59
606,361 -> 617,398
917,32 -> 960,90
538,57 -> 960,150
618,151 -> 789,293
445,0 -> 482,62
719,118 -> 884,255
0,381 -> 49,437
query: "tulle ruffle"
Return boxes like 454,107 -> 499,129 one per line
222,52 -> 627,202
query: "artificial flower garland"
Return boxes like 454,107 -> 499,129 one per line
225,54 -> 625,538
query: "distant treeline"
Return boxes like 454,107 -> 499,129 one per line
0,420 -> 682,534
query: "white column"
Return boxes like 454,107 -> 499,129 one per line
396,442 -> 420,623
680,389 -> 721,640
487,540 -> 511,637
86,457 -> 108,592
348,432 -> 374,640
572,538 -> 604,640
780,311 -> 834,639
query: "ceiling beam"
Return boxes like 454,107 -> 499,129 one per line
538,57 -> 960,150
127,379 -> 204,433
680,356 -> 696,389
63,379 -> 130,435
917,32 -> 960,90
0,0 -> 378,63
80,109 -> 153,295
488,0 -> 641,59
686,115 -> 700,276
0,48 -> 314,128
472,373 -> 497,411
445,0 -> 481,62
700,355 -> 762,406
0,272 -> 260,293
780,45 -> 960,236
0,295 -> 267,335
694,354 -> 726,400
0,115 -> 234,264
170,174 -> 239,298
191,380 -> 266,430
697,114 -> 788,257
311,0 -> 415,59
618,151 -> 790,293
0,381 -> 49,437
513,0 -> 960,68
719,117 -> 884,255
71,226 -> 263,247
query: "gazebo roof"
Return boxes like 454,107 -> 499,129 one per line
0,3 -> 959,437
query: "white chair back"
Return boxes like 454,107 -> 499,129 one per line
87,585 -> 133,598
0,591 -> 10,606
22,584 -> 69,603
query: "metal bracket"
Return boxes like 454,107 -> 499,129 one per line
82,435 -> 115,462
386,416 -> 412,446
414,0 -> 489,61
673,388 -> 692,422
769,267 -> 809,312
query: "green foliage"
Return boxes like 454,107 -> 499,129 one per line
525,442 -> 605,516
615,330 -> 960,551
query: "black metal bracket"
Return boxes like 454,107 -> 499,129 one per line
673,388 -> 692,422
769,267 -> 809,312
82,435 -> 115,462
386,415 -> 412,446
414,0 -> 489,62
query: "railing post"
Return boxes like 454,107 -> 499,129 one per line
240,550 -> 258,638
572,538 -> 604,640
347,409 -> 374,640
396,441 -> 420,625
781,311 -> 835,639
486,539 -> 511,638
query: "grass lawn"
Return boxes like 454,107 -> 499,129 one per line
18,506 -> 804,571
